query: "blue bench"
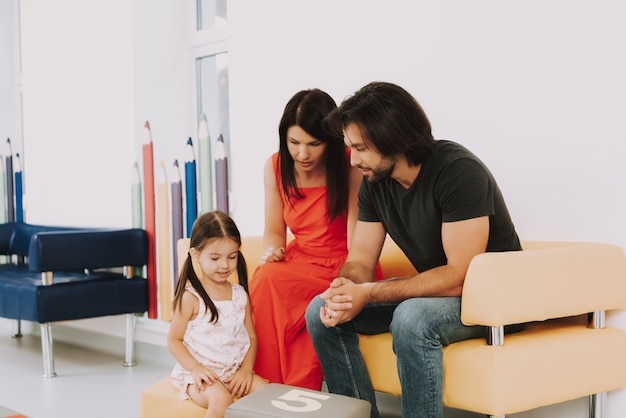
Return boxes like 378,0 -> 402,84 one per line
0,222 -> 148,377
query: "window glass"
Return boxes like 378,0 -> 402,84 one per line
197,52 -> 230,153
197,0 -> 227,30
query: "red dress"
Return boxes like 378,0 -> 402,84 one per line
250,152 -> 382,390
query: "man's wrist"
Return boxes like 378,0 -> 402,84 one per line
361,281 -> 376,304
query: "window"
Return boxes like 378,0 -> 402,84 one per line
189,0 -> 230,212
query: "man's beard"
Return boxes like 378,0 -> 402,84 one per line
362,157 -> 395,183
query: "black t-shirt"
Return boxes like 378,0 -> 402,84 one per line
358,140 -> 521,273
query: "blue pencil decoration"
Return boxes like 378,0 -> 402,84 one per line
14,153 -> 23,223
184,137 -> 198,237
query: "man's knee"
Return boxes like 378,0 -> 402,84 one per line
305,296 -> 325,332
389,298 -> 441,336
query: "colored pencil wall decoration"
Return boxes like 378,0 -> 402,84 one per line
197,114 -> 213,213
14,153 -> 23,223
131,162 -> 143,229
171,159 -> 183,281
131,161 -> 143,277
215,134 -> 229,213
5,139 -> 13,223
157,160 -> 172,322
0,157 -> 6,223
142,121 -> 158,319
184,138 -> 198,237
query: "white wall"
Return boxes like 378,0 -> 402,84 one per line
11,1 -> 626,417
0,0 -> 21,160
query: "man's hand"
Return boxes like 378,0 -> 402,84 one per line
319,277 -> 372,327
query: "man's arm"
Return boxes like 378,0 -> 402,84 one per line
322,216 -> 489,326
338,220 -> 386,283
369,216 -> 489,302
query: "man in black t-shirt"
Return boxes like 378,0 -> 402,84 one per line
305,82 -> 521,418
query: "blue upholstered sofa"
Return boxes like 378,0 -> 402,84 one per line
0,222 -> 149,377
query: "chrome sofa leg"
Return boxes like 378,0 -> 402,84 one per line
40,322 -> 57,378
590,392 -> 606,418
123,313 -> 137,367
12,319 -> 22,338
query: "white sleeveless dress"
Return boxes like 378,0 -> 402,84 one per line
171,284 -> 251,399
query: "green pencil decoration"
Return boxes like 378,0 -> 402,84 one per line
131,161 -> 143,277
197,114 -> 213,213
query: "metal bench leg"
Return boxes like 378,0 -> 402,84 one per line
590,392 -> 606,418
40,322 -> 57,378
123,313 -> 137,367
12,319 -> 22,338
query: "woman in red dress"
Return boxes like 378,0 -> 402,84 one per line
249,89 -> 382,390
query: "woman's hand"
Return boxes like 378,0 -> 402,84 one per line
259,247 -> 285,265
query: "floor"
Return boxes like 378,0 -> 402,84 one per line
1,317 -> 576,418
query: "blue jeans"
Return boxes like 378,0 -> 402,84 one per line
305,296 -> 485,418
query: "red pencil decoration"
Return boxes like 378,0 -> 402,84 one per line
5,139 -> 14,223
215,134 -> 229,213
171,159 -> 183,280
157,160 -> 172,322
142,121 -> 158,319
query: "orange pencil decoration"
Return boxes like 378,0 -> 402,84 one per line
142,121 -> 158,319
157,160 -> 172,322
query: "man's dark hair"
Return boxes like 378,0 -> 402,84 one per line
324,82 -> 435,166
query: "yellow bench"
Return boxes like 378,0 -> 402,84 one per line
141,237 -> 626,418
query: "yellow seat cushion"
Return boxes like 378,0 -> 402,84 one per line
358,320 -> 626,416
140,377 -> 205,418
444,321 -> 626,415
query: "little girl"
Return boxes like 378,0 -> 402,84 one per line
167,211 -> 268,418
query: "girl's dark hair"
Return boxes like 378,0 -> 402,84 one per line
278,88 -> 348,220
171,210 -> 248,323
324,82 -> 435,166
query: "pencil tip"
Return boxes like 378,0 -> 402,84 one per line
187,137 -> 193,145
144,121 -> 150,129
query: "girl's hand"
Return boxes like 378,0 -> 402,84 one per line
259,247 -> 285,265
191,365 -> 219,392
224,368 -> 253,398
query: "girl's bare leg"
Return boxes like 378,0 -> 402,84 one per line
249,374 -> 270,394
187,382 -> 234,418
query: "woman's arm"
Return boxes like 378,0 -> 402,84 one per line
260,156 -> 287,264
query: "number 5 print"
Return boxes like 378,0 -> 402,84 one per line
271,389 -> 331,412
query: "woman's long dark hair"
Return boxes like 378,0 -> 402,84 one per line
278,89 -> 348,220
171,210 -> 248,323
